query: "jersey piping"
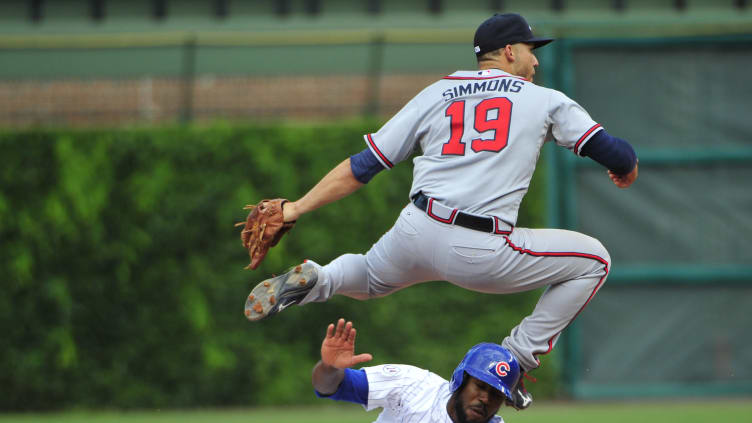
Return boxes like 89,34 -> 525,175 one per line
427,198 -> 459,224
502,236 -> 609,366
443,74 -> 529,82
573,124 -> 603,156
366,133 -> 394,168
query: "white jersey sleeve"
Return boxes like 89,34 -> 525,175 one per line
363,95 -> 425,169
363,364 -> 429,413
548,89 -> 603,156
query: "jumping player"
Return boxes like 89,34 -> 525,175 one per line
245,13 -> 639,409
313,318 -> 516,423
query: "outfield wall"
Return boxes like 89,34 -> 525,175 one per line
1,1 -> 752,126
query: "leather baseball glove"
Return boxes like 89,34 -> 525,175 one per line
235,199 -> 295,270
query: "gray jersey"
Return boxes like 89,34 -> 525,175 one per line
363,364 -> 503,423
364,68 -> 602,226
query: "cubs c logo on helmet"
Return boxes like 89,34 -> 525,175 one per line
495,361 -> 510,377
450,343 -> 519,399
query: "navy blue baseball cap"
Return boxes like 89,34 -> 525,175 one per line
474,13 -> 554,57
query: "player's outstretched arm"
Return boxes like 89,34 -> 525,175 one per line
312,318 -> 373,395
608,160 -> 638,188
283,158 -> 364,222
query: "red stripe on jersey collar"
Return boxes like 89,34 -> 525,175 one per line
443,72 -> 529,82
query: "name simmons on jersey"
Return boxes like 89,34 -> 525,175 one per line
442,79 -> 525,102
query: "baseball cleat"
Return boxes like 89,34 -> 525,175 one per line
244,261 -> 317,322
506,376 -> 533,410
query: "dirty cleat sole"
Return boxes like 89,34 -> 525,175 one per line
244,262 -> 317,322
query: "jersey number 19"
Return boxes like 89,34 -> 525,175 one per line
441,97 -> 512,156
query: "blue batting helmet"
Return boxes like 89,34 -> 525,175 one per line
449,343 -> 520,400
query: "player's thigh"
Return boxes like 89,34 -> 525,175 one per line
365,204 -> 441,292
503,227 -> 611,289
439,227 -> 610,293
438,226 -> 512,292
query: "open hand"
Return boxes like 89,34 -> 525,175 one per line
321,318 -> 373,369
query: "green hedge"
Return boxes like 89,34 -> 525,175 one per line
0,122 -> 553,411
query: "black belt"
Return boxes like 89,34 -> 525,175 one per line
411,192 -> 508,234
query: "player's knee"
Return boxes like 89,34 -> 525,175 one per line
585,237 -> 611,277
593,237 -> 609,259
366,279 -> 399,299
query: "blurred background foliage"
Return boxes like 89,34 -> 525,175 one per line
0,122 -> 551,410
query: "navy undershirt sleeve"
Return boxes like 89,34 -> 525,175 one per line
580,130 -> 637,175
314,368 -> 369,405
350,148 -> 386,184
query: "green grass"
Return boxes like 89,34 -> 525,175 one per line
0,405 -> 378,423
505,400 -> 752,423
2,400 -> 752,423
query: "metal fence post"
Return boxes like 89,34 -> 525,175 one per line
180,32 -> 197,124
363,33 -> 385,117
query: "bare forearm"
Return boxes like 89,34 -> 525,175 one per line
312,360 -> 345,395
284,158 -> 363,222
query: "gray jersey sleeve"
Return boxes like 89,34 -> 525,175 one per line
548,90 -> 603,156
363,97 -> 423,169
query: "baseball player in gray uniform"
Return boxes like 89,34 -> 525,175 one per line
245,13 -> 639,409
313,318 -> 516,423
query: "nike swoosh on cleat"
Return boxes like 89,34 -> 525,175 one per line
276,301 -> 295,312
